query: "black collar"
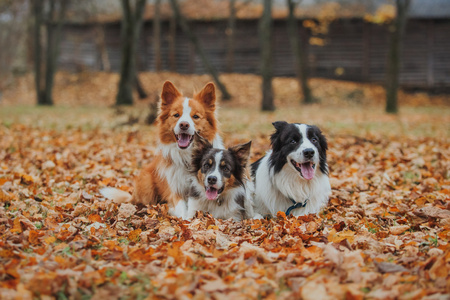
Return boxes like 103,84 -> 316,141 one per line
285,197 -> 308,216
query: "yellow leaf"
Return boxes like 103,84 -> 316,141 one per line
44,236 -> 57,244
328,229 -> 356,244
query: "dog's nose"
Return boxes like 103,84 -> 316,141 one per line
207,176 -> 217,185
179,122 -> 189,131
303,148 -> 315,159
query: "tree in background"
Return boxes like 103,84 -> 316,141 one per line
260,0 -> 274,111
116,0 -> 147,106
385,0 -> 410,114
153,0 -> 162,72
225,0 -> 236,73
168,11 -> 177,72
33,0 -> 68,106
169,0 -> 231,101
286,0 -> 313,104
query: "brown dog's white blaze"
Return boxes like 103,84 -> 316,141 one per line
158,81 -> 218,147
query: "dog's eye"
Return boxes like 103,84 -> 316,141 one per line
290,139 -> 297,144
193,114 -> 200,119
222,165 -> 229,172
174,113 -> 180,118
311,138 -> 318,143
203,163 -> 211,169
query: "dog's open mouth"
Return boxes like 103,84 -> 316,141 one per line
175,133 -> 194,149
205,186 -> 224,200
291,160 -> 316,180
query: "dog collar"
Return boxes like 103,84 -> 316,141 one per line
285,197 -> 308,216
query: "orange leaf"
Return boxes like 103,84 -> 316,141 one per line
88,214 -> 103,223
28,230 -> 44,245
277,211 -> 286,219
128,229 -> 142,242
10,217 -> 23,234
0,189 -> 10,202
0,249 -> 15,258
54,255 -> 67,265
20,174 -> 33,185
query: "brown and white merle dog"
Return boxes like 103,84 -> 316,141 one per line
251,121 -> 331,217
173,134 -> 258,221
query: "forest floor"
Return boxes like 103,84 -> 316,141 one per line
0,72 -> 449,299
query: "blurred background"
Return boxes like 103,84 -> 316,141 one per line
0,0 -> 449,119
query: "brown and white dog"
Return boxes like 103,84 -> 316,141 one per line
101,81 -> 223,211
172,134 -> 258,221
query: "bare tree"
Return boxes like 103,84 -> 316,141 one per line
385,0 -> 410,114
260,0 -> 274,111
168,12 -> 177,72
169,0 -> 232,100
287,0 -> 313,104
153,0 -> 162,72
225,0 -> 236,73
33,0 -> 68,106
116,0 -> 147,106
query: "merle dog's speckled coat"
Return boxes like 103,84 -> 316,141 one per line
172,134 -> 259,221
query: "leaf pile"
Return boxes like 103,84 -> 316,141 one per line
1,117 -> 449,299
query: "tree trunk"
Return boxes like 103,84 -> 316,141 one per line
135,74 -> 148,99
287,0 -> 313,104
33,0 -> 44,105
225,0 -> 236,73
33,0 -> 67,106
169,0 -> 232,101
43,0 -> 68,106
95,25 -> 110,71
168,13 -> 176,72
153,0 -> 162,72
385,0 -> 410,114
116,0 -> 147,106
260,0 -> 274,111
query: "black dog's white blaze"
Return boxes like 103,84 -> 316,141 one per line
251,121 -> 331,217
267,121 -> 328,179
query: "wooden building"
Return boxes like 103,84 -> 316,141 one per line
58,1 -> 450,89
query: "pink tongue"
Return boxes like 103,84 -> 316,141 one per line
300,163 -> 315,180
206,188 -> 218,200
177,134 -> 191,148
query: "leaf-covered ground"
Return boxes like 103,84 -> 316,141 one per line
1,73 -> 450,299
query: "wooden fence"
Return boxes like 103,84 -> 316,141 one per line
58,18 -> 450,88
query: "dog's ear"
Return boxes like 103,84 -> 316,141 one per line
191,133 -> 212,172
311,125 -> 328,151
193,132 -> 212,153
195,82 -> 216,109
310,125 -> 329,175
161,81 -> 182,107
270,121 -> 288,150
272,121 -> 288,132
318,130 -> 328,152
229,141 -> 252,167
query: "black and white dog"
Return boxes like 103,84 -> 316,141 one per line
251,121 -> 331,217
172,134 -> 258,221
